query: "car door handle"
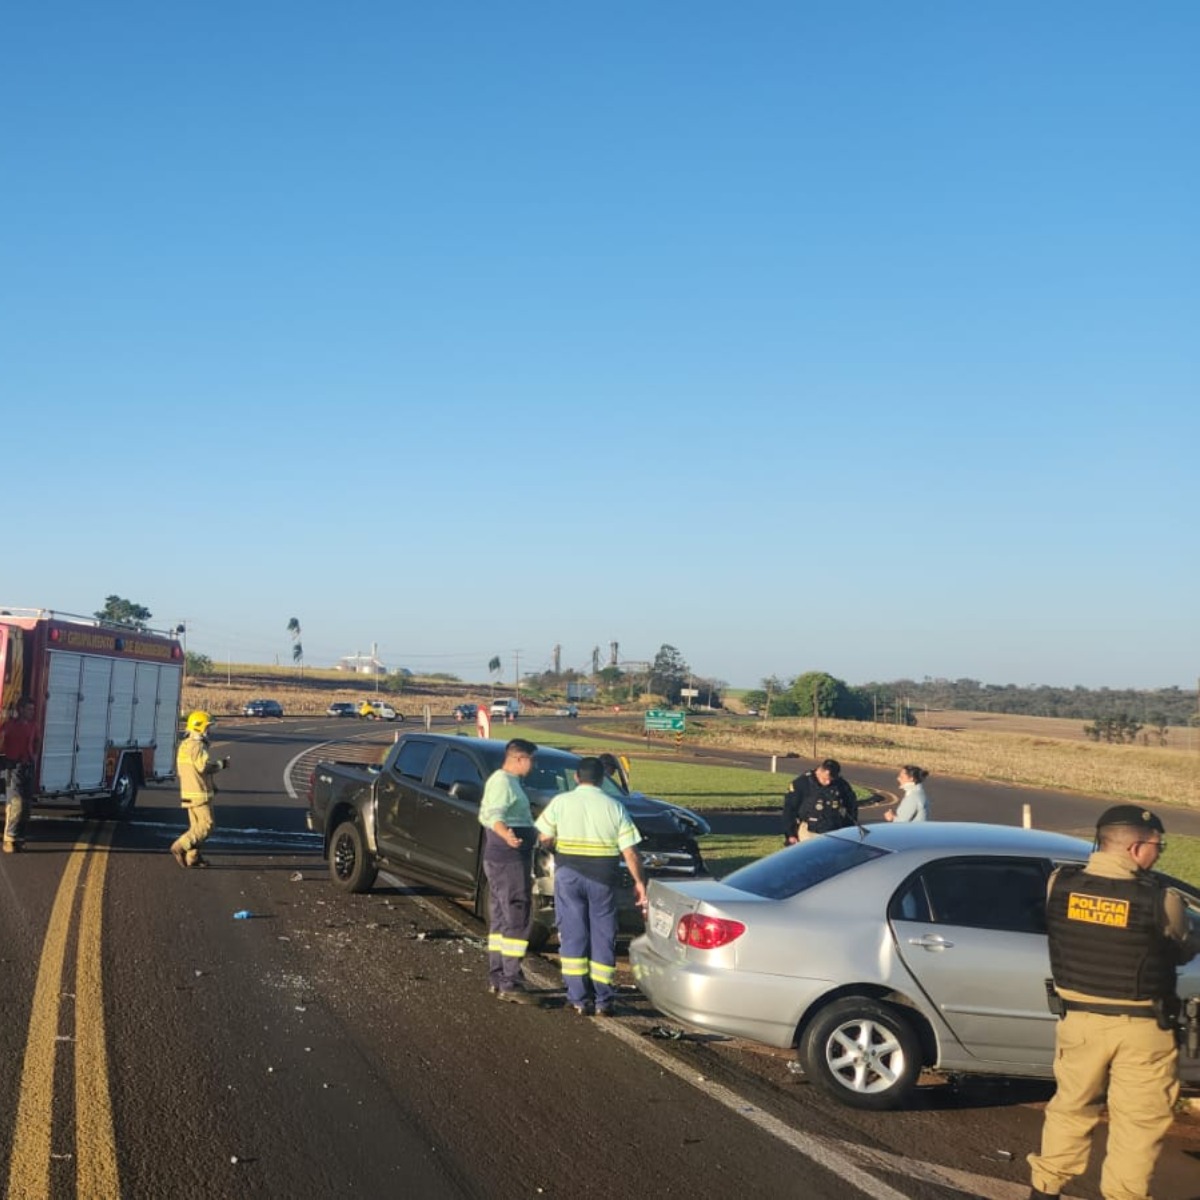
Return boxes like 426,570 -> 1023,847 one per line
908,934 -> 954,950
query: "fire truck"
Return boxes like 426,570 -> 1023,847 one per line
0,608 -> 184,820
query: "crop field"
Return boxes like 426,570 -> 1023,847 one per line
915,707 -> 1199,750
689,715 -> 1200,811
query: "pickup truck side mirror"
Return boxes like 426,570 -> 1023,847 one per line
448,781 -> 482,805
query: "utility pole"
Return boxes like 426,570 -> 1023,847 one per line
513,650 -> 522,707
812,677 -> 819,758
175,621 -> 188,685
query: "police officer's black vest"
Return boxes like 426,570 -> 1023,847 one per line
1046,865 -> 1177,1001
802,782 -> 854,834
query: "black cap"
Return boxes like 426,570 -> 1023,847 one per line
1096,804 -> 1165,834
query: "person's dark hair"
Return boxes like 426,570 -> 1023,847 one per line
597,752 -> 629,793
505,737 -> 537,758
901,765 -> 928,784
576,756 -> 604,786
819,759 -> 841,778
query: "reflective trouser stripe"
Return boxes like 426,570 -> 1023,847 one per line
554,865 -> 619,1008
490,932 -> 528,957
484,849 -> 533,990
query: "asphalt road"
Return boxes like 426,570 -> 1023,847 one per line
1,717 -> 1197,1200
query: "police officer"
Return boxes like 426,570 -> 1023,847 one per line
1028,805 -> 1198,1200
536,756 -> 646,1016
479,737 -> 540,1004
171,710 -> 229,868
782,758 -> 858,843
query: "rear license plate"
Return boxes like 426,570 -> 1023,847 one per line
650,903 -> 674,939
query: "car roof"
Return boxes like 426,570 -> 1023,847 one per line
405,733 -> 578,764
826,821 -> 1091,860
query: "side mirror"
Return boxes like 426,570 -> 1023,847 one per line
449,781 -> 482,805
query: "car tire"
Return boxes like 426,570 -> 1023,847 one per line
799,997 -> 923,1111
329,819 -> 378,893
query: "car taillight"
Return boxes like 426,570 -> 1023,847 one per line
676,914 -> 745,950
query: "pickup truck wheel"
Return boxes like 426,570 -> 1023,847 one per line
108,768 -> 139,820
473,871 -> 490,922
329,820 -> 377,893
526,922 -> 551,954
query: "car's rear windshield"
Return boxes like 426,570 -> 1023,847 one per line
721,836 -> 889,899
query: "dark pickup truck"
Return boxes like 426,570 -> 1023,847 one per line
306,733 -> 710,947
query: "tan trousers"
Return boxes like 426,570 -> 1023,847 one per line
171,801 -> 214,865
1028,1009 -> 1179,1200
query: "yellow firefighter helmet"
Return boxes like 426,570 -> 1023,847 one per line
185,710 -> 212,735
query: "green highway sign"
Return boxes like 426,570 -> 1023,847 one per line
644,709 -> 686,733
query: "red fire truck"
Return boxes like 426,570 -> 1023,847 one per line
0,608 -> 185,820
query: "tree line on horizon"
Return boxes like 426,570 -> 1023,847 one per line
856,677 -> 1198,728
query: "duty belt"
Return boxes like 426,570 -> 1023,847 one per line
1064,1000 -> 1159,1019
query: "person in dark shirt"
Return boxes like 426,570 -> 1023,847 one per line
782,758 -> 858,843
2,697 -> 40,853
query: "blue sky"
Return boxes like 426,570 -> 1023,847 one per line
3,3 -> 1196,690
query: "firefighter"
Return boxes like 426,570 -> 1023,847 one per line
478,737 -> 539,1003
536,756 -> 647,1016
171,710 -> 229,869
1,697 -> 39,853
1028,805 -> 1198,1200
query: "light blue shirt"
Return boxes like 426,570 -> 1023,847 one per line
893,782 -> 929,822
478,769 -> 534,829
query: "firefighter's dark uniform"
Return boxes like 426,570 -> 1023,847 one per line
478,767 -> 536,995
782,770 -> 858,842
1028,806 -> 1197,1200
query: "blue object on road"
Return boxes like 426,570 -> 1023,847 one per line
233,910 -> 253,920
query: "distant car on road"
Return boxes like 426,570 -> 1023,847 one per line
452,703 -> 478,721
326,702 -> 357,718
359,700 -> 402,722
630,822 -> 1200,1110
554,704 -> 579,718
243,699 -> 284,718
489,698 -> 520,720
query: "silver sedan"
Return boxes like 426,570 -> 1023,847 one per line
629,822 -> 1200,1110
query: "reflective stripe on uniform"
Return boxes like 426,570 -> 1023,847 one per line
555,837 -> 620,857
560,955 -> 588,978
500,937 -> 527,959
589,960 -> 615,985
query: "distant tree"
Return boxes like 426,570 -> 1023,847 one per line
95,596 -> 152,630
1083,713 -> 1143,744
597,666 -> 624,688
787,671 -> 870,719
185,651 -> 213,676
649,644 -> 690,704
287,617 -> 303,678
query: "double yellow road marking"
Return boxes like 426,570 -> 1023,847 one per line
6,825 -> 120,1200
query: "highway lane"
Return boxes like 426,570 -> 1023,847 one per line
2,718 -> 1197,1199
0,722 -> 922,1200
